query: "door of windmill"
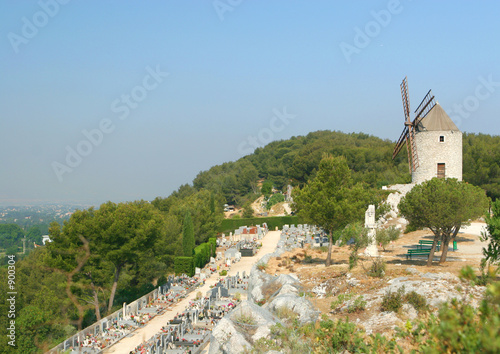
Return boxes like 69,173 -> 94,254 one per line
437,163 -> 445,178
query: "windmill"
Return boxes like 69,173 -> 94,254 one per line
392,77 -> 437,173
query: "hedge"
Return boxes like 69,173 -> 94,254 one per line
194,242 -> 210,269
219,216 -> 301,234
174,257 -> 194,277
208,237 -> 217,257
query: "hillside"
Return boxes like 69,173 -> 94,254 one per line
191,130 -> 500,205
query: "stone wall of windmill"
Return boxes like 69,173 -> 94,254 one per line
412,130 -> 462,184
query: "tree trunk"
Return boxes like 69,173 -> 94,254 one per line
108,264 -> 122,313
439,233 -> 450,264
93,288 -> 101,321
440,225 -> 461,264
326,230 -> 333,266
426,232 -> 441,266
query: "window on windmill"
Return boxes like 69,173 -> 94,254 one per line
439,135 -> 445,142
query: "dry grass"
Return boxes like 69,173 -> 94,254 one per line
262,230 -> 486,334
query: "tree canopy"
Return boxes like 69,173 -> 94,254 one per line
399,178 -> 489,266
481,200 -> 500,264
293,155 -> 374,265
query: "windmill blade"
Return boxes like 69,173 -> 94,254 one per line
392,127 -> 409,160
413,89 -> 436,126
400,77 -> 411,122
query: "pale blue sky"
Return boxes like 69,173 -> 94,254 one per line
1,0 -> 499,205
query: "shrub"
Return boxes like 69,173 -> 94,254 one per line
404,291 -> 428,313
267,193 -> 285,210
257,263 -> 267,271
375,226 -> 400,251
367,258 -> 386,278
331,293 -> 366,313
234,312 -> 257,325
275,306 -> 299,322
219,270 -> 227,276
319,246 -> 329,253
381,286 -> 405,313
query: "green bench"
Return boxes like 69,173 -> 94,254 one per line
418,240 -> 457,251
418,240 -> 440,251
406,248 -> 431,260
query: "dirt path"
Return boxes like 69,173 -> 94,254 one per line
104,230 -> 282,353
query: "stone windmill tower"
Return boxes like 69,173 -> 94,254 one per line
392,77 -> 462,184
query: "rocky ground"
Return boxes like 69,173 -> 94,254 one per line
262,223 -> 489,337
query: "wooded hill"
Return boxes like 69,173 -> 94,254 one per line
193,130 -> 500,203
1,130 -> 499,353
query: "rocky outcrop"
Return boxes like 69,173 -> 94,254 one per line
210,248 -> 318,353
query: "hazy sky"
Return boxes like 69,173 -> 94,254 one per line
1,1 -> 499,206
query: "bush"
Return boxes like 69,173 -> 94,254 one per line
275,306 -> 299,322
367,258 -> 386,278
331,292 -> 366,313
219,270 -> 227,276
267,193 -> 285,210
381,287 -> 405,313
404,291 -> 428,313
375,226 -> 400,251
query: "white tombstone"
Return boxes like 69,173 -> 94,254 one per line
364,204 -> 378,257
195,267 -> 201,275
365,204 -> 376,228
210,257 -> 216,264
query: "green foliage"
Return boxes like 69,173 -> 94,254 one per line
219,270 -> 227,276
234,312 -> 256,325
293,155 -> 375,266
367,257 -> 386,277
174,257 -> 194,277
399,178 -> 489,265
317,317 -> 367,352
266,193 -> 285,210
341,223 -> 370,269
404,291 -> 428,313
419,282 -> 500,353
481,199 -> 500,264
261,180 -> 274,197
193,242 -> 211,268
256,263 -> 267,271
0,223 -> 24,249
375,225 -> 401,251
459,264 -> 498,286
463,132 -> 500,200
242,202 -> 254,218
380,286 -> 428,314
331,292 -> 366,313
381,286 -> 405,313
182,211 -> 195,257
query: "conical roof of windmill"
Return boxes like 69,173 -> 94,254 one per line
416,103 -> 460,132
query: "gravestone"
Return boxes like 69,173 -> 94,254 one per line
364,204 -> 378,257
